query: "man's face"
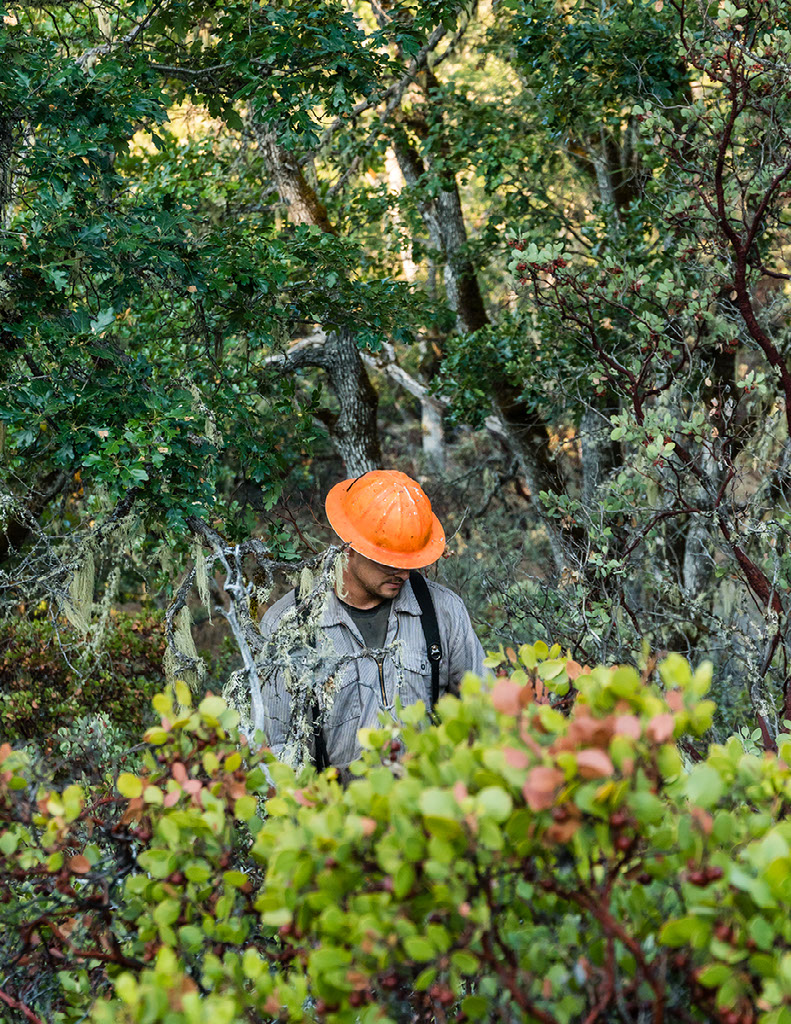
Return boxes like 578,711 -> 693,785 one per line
344,549 -> 410,604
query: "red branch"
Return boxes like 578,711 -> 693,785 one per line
0,987 -> 45,1024
564,888 -> 665,1024
583,935 -> 616,1024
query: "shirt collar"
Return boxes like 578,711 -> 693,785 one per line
322,576 -> 421,627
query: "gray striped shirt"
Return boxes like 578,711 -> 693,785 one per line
257,575 -> 484,770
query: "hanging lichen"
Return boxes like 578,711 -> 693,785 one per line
298,566 -> 313,601
187,381 -> 222,448
334,549 -> 347,597
165,605 -> 203,691
158,546 -> 173,576
63,550 -> 95,634
87,566 -> 120,655
194,540 -> 211,622
222,669 -> 251,732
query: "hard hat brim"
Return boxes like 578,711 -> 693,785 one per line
325,477 -> 446,569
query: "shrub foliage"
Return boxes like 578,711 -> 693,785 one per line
1,651 -> 789,1023
0,611 -> 166,746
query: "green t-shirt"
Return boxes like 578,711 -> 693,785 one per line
340,598 -> 392,650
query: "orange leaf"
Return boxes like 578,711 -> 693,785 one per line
492,679 -> 523,716
453,781 -> 469,803
547,818 -> 580,843
614,715 -> 641,740
566,659 -> 583,681
568,710 -> 614,748
576,749 -> 614,779
690,807 -> 713,835
646,713 -> 675,743
68,855 -> 91,874
523,766 -> 564,811
504,746 -> 529,770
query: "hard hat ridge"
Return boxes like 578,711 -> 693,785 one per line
325,470 -> 445,569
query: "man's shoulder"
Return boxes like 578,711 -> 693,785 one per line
420,578 -> 469,615
259,588 -> 298,632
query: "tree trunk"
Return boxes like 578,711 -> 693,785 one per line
319,330 -> 382,475
0,118 -> 14,229
254,126 -> 336,234
421,398 -> 445,472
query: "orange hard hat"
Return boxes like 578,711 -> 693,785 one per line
325,470 -> 445,569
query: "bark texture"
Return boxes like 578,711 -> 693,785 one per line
255,126 -> 337,234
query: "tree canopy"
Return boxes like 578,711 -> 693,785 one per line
2,0 -> 791,737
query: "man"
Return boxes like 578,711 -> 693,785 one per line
258,470 -> 484,775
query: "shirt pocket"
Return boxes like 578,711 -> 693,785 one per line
322,662 -> 364,767
396,647 -> 432,710
325,660 -> 363,727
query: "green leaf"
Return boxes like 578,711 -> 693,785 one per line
223,870 -> 249,888
419,787 -> 459,820
117,773 -> 143,798
686,764 -> 724,808
414,967 -> 437,990
659,915 -> 711,949
476,786 -> 513,822
235,795 -> 257,820
404,936 -> 435,962
451,950 -> 480,974
697,963 -> 731,987
0,832 -> 18,856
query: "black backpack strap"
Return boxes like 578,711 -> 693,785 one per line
292,587 -> 329,772
408,570 -> 442,711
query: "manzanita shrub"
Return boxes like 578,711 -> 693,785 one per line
0,611 -> 166,748
2,649 -> 791,1023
